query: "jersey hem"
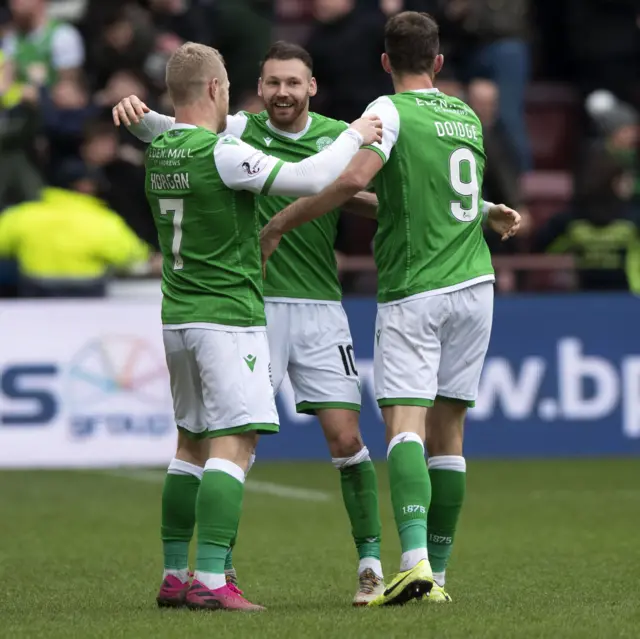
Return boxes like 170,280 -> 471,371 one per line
362,144 -> 387,164
264,296 -> 342,306
163,322 -> 266,332
377,274 -> 495,307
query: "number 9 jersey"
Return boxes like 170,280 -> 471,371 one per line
363,89 -> 495,304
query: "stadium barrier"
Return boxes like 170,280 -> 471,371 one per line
0,293 -> 639,468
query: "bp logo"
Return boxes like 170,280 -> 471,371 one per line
316,136 -> 334,151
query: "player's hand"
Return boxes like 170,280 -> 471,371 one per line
349,114 -> 383,146
112,95 -> 150,127
487,204 -> 521,241
259,224 -> 282,278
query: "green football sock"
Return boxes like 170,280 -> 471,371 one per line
161,464 -> 201,571
339,460 -> 382,560
196,467 -> 244,575
225,534 -> 236,571
427,456 -> 467,574
388,438 -> 431,553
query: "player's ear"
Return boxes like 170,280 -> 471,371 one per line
308,76 -> 317,98
434,54 -> 444,76
209,77 -> 218,101
257,77 -> 263,98
381,53 -> 392,75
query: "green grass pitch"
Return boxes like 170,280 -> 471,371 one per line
1,459 -> 639,638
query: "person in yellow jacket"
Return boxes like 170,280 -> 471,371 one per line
0,162 -> 155,297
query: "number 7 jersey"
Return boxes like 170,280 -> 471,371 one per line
365,89 -> 495,304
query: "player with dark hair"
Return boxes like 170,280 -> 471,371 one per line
113,41 -> 386,606
260,12 -> 522,607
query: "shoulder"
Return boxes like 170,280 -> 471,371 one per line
243,110 -> 269,127
309,111 -> 348,129
365,95 -> 395,112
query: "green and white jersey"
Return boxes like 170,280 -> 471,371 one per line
144,121 -> 364,327
133,109 -> 350,303
225,111 -> 347,302
364,89 -> 495,304
145,124 -> 283,329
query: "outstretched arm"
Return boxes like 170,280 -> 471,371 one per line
112,95 -> 249,141
259,95 -> 398,265
214,116 -> 382,198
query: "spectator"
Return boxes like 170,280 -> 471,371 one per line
0,159 -> 154,298
424,0 -> 533,172
85,4 -> 155,92
586,90 -> 640,203
200,0 -> 274,112
306,0 -> 392,122
0,50 -> 42,207
80,119 -> 158,249
567,0 -> 640,109
534,150 -> 640,293
39,74 -> 100,174
4,0 -> 85,88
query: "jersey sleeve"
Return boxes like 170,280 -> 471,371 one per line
127,111 -> 175,143
214,128 -> 364,197
221,112 -> 249,138
362,96 -> 400,164
213,135 -> 283,194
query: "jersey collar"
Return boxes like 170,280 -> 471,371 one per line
409,88 -> 440,94
266,115 -> 313,141
171,123 -> 197,130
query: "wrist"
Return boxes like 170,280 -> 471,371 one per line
345,127 -> 364,147
481,201 -> 495,220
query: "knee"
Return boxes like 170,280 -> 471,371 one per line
327,428 -> 364,460
176,433 -> 209,467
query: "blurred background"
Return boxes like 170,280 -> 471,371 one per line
0,0 -> 639,467
0,0 -> 638,298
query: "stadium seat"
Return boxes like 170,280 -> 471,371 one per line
525,83 -> 581,171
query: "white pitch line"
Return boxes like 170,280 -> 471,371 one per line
102,469 -> 332,502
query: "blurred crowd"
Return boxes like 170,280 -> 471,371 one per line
0,0 -> 638,297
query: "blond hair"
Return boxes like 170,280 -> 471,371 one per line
166,42 -> 226,106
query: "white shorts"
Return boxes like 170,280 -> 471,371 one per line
265,300 -> 361,414
162,327 -> 279,438
374,282 -> 494,408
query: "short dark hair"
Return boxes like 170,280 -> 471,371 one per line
260,41 -> 313,75
384,11 -> 440,76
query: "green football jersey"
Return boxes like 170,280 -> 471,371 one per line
232,111 -> 347,301
145,126 -> 264,327
12,20 -> 59,86
365,89 -> 495,304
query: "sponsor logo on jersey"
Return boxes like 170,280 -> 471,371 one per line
316,136 -> 334,151
264,137 -> 273,147
242,156 -> 268,176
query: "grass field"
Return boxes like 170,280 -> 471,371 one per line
1,459 -> 639,638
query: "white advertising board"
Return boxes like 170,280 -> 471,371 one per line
0,301 -> 177,467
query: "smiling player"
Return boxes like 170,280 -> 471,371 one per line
114,42 -> 385,606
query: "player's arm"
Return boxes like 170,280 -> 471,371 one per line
213,116 -> 381,197
342,191 -> 379,219
259,97 -> 398,262
112,96 -> 248,141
